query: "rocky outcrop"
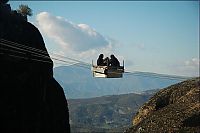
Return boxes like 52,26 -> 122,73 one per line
0,3 -> 70,133
125,77 -> 200,133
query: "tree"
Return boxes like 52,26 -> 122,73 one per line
17,4 -> 32,21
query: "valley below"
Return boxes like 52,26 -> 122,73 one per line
68,92 -> 154,132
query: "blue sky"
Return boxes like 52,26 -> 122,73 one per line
9,1 -> 199,76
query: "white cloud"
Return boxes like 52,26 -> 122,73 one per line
172,58 -> 199,77
184,58 -> 199,67
35,12 -> 120,65
36,12 -> 110,52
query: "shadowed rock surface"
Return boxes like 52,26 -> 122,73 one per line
0,3 -> 70,133
125,77 -> 200,133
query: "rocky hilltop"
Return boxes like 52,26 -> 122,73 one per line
125,77 -> 200,133
0,2 -> 70,133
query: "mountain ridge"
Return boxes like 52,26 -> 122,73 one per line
54,65 -> 183,99
68,92 -> 154,133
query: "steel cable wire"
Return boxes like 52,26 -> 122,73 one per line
0,38 -> 193,80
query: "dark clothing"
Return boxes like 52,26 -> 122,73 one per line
97,54 -> 109,66
103,57 -> 109,66
109,56 -> 120,67
97,57 -> 104,66
97,57 -> 109,66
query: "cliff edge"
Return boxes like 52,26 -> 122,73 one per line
0,3 -> 70,133
125,77 -> 200,133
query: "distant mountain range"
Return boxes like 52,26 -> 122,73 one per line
53,65 -> 182,99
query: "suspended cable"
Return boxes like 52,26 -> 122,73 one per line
1,39 -> 49,55
0,38 -> 193,80
1,38 -> 90,66
0,40 -> 87,65
0,48 -> 76,64
0,47 -> 27,55
124,71 -> 191,80
0,45 -> 90,70
0,52 -> 53,64
0,49 -> 91,70
0,42 -> 51,60
50,53 -> 91,66
1,38 -> 92,69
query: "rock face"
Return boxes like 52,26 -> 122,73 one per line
125,77 -> 200,133
0,4 -> 70,133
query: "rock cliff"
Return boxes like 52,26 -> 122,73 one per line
125,77 -> 200,133
0,3 -> 70,133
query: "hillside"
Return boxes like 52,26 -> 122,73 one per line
125,77 -> 200,133
54,65 -> 181,99
68,93 -> 153,133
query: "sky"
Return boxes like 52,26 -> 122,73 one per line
9,1 -> 199,77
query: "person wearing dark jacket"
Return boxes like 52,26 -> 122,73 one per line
97,54 -> 109,66
97,54 -> 104,66
109,54 -> 120,67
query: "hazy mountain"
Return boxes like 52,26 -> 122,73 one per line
141,89 -> 160,95
53,65 -> 182,99
68,92 -> 153,133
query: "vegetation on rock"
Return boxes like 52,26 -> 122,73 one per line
125,77 -> 200,133
68,93 -> 153,133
